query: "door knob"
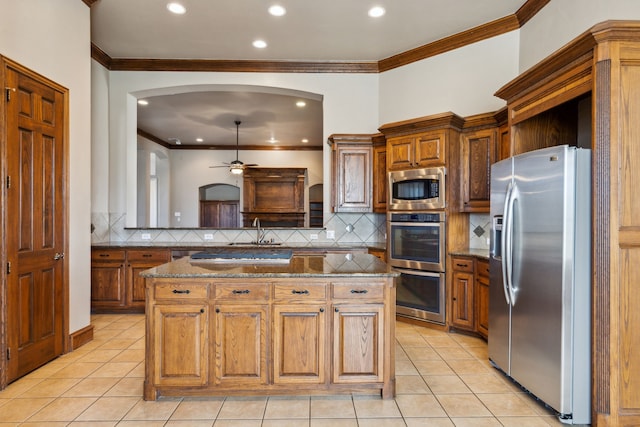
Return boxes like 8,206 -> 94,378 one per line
54,252 -> 65,260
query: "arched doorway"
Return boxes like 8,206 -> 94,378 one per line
199,183 -> 240,227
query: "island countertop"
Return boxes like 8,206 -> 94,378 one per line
140,252 -> 398,279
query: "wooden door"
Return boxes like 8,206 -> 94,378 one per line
4,61 -> 67,382
451,271 -> 475,331
199,200 -> 239,227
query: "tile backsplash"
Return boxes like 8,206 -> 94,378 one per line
91,212 -> 387,245
469,213 -> 490,250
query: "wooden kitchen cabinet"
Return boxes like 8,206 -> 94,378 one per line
386,129 -> 447,170
91,247 -> 170,313
459,127 -> 498,213
214,282 -> 268,386
450,256 -> 475,331
372,135 -> 387,213
475,259 -> 490,339
273,282 -> 328,384
91,249 -> 126,311
331,281 -> 385,384
148,281 -> 209,388
329,134 -> 373,212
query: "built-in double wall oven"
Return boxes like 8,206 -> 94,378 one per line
387,207 -> 446,324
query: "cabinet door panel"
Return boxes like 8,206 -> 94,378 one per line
451,271 -> 475,330
388,137 -> 414,170
153,304 -> 208,386
273,305 -> 326,384
415,132 -> 446,166
91,263 -> 125,307
332,305 -> 384,383
215,305 -> 268,385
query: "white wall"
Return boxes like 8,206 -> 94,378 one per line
169,149 -> 323,227
0,0 -> 92,333
96,72 -> 379,227
379,31 -> 520,124
520,0 -> 640,72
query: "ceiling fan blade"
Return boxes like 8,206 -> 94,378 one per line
244,164 -> 259,167
208,164 -> 230,168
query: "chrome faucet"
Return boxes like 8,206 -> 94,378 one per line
252,217 -> 264,244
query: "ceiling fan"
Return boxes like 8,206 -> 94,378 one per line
209,120 -> 258,174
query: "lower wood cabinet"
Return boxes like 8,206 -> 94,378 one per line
450,255 -> 490,339
92,247 -> 170,313
144,276 -> 395,400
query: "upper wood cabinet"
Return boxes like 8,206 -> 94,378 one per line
242,167 -> 306,227
379,113 -> 464,172
372,134 -> 387,213
329,134 -> 374,213
459,112 -> 500,213
386,130 -> 447,170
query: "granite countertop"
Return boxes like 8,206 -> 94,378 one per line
92,241 -> 386,251
140,252 -> 398,279
449,248 -> 490,260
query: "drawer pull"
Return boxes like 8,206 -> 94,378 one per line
215,308 -> 220,313
455,263 -> 468,268
291,290 -> 309,295
350,289 -> 368,294
172,289 -> 191,294
143,254 -> 153,258
99,253 -> 109,257
232,289 -> 251,294
335,308 -> 339,312
200,308 -> 205,313
320,308 -> 325,312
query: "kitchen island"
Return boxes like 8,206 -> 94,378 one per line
140,251 -> 398,400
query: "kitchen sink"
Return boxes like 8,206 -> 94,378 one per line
227,241 -> 282,246
190,248 -> 292,263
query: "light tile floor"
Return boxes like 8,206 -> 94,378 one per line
0,314 -> 565,426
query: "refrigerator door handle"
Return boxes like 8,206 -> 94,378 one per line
504,183 -> 518,306
501,182 -> 513,305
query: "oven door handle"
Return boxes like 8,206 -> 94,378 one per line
392,268 -> 443,278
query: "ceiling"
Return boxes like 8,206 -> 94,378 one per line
90,0 -> 532,149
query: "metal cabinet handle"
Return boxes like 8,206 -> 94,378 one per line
200,308 -> 205,313
320,308 -> 325,312
350,289 -> 368,294
142,254 -> 152,257
291,290 -> 309,295
172,289 -> 191,294
455,263 -> 468,268
335,308 -> 339,312
232,289 -> 250,294
215,308 -> 220,313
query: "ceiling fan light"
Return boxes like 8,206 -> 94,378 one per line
230,165 -> 244,175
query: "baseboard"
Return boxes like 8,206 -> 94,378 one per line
69,324 -> 94,350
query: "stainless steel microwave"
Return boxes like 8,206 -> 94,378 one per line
388,167 -> 446,210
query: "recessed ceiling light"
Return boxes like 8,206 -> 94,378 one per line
268,5 -> 286,16
296,101 -> 306,107
196,138 -> 203,142
167,2 -> 186,14
368,6 -> 385,18
301,139 -> 309,143
137,99 -> 149,106
253,39 -> 267,49
268,138 -> 279,144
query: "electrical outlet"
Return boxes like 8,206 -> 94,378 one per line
326,230 -> 335,239
486,237 -> 490,245
310,233 -> 318,240
141,233 -> 151,240
204,233 -> 214,240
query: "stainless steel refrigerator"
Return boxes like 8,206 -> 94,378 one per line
489,145 -> 591,425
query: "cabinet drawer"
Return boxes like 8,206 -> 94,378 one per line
331,282 -> 384,300
127,249 -> 170,262
451,257 -> 474,273
476,259 -> 490,278
273,283 -> 327,301
215,283 -> 269,301
155,282 -> 208,300
92,249 -> 126,262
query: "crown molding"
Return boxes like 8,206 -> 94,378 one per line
90,0 -> 549,73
